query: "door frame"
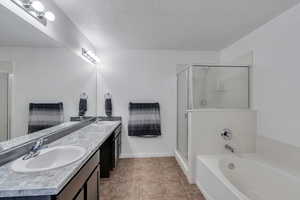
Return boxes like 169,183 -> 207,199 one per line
0,61 -> 13,140
176,66 -> 189,161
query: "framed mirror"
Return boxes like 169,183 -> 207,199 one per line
0,3 -> 98,151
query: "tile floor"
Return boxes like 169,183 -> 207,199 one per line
100,157 -> 206,200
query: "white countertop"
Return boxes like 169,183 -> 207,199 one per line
0,121 -> 121,197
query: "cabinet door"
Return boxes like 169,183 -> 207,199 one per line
87,165 -> 100,200
118,134 -> 121,158
74,189 -> 84,200
56,151 -> 100,200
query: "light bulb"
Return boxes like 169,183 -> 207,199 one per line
15,0 -> 24,6
32,1 -> 45,12
45,11 -> 55,21
22,0 -> 32,8
87,50 -> 100,62
30,11 -> 36,17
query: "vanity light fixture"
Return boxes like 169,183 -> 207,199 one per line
31,1 -> 44,12
82,48 -> 100,64
44,11 -> 55,21
11,0 -> 56,25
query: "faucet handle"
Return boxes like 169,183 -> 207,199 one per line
221,129 -> 233,141
32,137 -> 48,151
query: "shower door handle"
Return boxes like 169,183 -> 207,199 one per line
184,112 -> 188,119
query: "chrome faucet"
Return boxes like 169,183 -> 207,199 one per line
225,144 -> 234,153
23,137 -> 48,160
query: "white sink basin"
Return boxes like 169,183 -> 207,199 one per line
11,146 -> 86,173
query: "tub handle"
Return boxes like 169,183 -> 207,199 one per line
221,129 -> 233,140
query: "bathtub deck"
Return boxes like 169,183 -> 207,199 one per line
100,157 -> 206,200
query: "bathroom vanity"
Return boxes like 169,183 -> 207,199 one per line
0,120 -> 122,200
57,149 -> 100,200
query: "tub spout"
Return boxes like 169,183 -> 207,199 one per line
225,144 -> 234,153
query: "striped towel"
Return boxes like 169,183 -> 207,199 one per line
28,102 -> 64,134
128,103 -> 161,137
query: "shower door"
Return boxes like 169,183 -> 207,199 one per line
0,72 -> 9,142
191,66 -> 249,109
177,69 -> 189,160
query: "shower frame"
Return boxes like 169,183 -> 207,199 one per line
176,64 -> 250,162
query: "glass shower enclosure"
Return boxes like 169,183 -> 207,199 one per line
177,65 -> 249,161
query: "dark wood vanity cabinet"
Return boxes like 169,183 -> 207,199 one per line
1,123 -> 122,200
56,150 -> 100,200
112,125 -> 122,168
73,189 -> 84,200
86,166 -> 100,200
100,124 -> 122,178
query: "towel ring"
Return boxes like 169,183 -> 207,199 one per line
80,92 -> 88,99
104,93 -> 112,99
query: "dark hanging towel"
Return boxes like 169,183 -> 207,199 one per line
105,93 -> 112,117
79,93 -> 88,117
28,102 -> 64,134
128,102 -> 161,137
79,99 -> 87,116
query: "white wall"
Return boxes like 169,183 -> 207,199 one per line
0,47 -> 97,138
220,3 -> 300,148
99,50 -> 219,158
0,0 -> 96,58
188,109 -> 257,182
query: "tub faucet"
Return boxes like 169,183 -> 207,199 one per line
225,144 -> 234,153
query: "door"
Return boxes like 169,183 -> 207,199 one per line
0,73 -> 9,142
87,166 -> 100,200
177,69 -> 189,160
73,189 -> 84,200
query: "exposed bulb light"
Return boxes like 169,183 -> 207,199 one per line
21,0 -> 32,8
87,50 -> 100,62
82,48 -> 99,64
29,10 -> 38,17
45,11 -> 55,21
15,0 -> 24,6
11,0 -> 56,25
32,1 -> 45,12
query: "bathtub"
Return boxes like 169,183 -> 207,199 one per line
196,154 -> 300,200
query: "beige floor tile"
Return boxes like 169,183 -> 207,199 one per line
99,157 -> 205,200
100,180 -> 114,197
164,181 -> 187,197
184,184 -> 202,194
164,195 -> 190,200
188,192 -> 206,200
140,181 -> 166,199
112,181 -> 139,199
161,170 -> 181,182
140,196 -> 164,200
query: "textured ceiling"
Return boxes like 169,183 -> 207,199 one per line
53,0 -> 300,51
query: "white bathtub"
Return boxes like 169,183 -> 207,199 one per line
196,154 -> 300,200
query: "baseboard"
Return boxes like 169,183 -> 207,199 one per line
120,152 -> 174,158
174,150 -> 193,183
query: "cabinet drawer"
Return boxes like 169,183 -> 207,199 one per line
56,150 -> 100,200
86,166 -> 100,200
